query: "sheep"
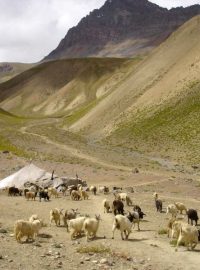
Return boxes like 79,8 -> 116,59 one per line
112,187 -> 122,191
174,202 -> 187,214
50,208 -> 62,226
31,219 -> 43,236
68,216 -> 87,240
39,190 -> 49,202
187,209 -> 199,226
153,192 -> 158,200
25,191 -> 37,201
48,187 -> 59,198
103,199 -> 111,213
166,204 -> 178,217
62,209 -> 78,231
14,220 -> 38,243
83,215 -> 101,241
133,205 -> 146,219
90,186 -> 97,195
175,223 -> 199,251
29,214 -> 39,223
112,214 -> 133,240
71,190 -> 81,201
68,185 -> 78,195
115,193 -> 132,206
171,219 -> 186,239
126,211 -> 141,231
24,188 -> 29,196
155,199 -> 162,213
98,186 -> 109,194
80,190 -> 89,200
8,187 -> 22,196
112,200 -> 124,215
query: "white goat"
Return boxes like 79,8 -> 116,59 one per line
176,223 -> 199,251
14,219 -> 42,243
83,215 -> 101,241
68,216 -> 87,240
50,208 -> 62,226
112,214 -> 133,240
166,204 -> 178,217
102,199 -> 111,213
174,202 -> 187,214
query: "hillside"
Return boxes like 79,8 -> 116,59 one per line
44,0 -> 200,60
0,58 -> 138,116
67,16 -> 200,164
0,62 -> 34,83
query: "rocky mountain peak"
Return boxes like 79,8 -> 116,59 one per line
44,0 -> 200,60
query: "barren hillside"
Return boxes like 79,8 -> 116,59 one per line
68,16 -> 200,163
0,58 -> 137,116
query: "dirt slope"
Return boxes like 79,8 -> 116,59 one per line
0,58 -> 137,116
69,16 -> 200,137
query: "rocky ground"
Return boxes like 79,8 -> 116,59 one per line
0,152 -> 200,270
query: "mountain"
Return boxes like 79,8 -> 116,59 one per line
44,0 -> 200,60
66,16 -> 200,164
0,62 -> 34,83
0,58 -> 138,116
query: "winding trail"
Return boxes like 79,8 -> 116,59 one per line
20,124 -> 133,172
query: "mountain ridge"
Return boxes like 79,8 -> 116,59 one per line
44,0 -> 200,60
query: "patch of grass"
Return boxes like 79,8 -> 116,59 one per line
109,80 -> 200,164
64,99 -> 100,127
76,244 -> 111,254
0,134 -> 32,158
170,239 -> 177,246
158,228 -> 168,235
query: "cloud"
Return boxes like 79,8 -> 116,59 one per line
151,0 -> 200,8
0,0 -> 199,62
0,0 -> 105,62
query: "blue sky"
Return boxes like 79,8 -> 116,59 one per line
0,0 -> 199,63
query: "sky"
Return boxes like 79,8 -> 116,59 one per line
0,0 -> 199,63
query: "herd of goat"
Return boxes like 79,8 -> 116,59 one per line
1,184 -> 200,251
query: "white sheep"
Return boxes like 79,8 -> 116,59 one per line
174,202 -> 187,214
90,185 -> 97,195
166,204 -> 178,217
50,208 -> 62,226
80,190 -> 89,200
153,192 -> 158,199
112,214 -> 133,240
71,190 -> 81,200
102,199 -> 111,213
48,187 -> 59,198
176,223 -> 199,251
29,214 -> 39,223
116,193 -> 132,206
68,216 -> 87,240
171,220 -> 186,239
14,220 -> 41,243
83,215 -> 101,241
31,220 -> 43,236
62,209 -> 78,231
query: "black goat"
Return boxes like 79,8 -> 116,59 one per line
112,200 -> 124,215
187,209 -> 199,226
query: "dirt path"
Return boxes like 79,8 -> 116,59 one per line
20,125 -> 133,172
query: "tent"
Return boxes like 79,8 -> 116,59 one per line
0,164 -> 59,189
0,163 -> 87,189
